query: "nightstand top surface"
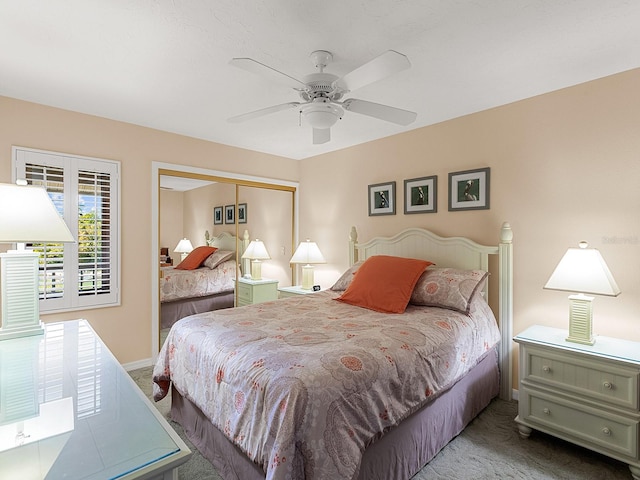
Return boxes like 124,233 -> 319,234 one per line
278,285 -> 318,294
237,276 -> 278,285
515,325 -> 640,365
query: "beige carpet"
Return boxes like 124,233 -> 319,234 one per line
130,366 -> 631,479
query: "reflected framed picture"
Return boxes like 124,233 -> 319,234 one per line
368,181 -> 396,216
225,204 -> 235,224
238,203 -> 247,224
448,167 -> 490,211
404,175 -> 437,214
214,206 -> 223,225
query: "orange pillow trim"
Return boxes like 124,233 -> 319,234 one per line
336,255 -> 432,313
175,246 -> 218,270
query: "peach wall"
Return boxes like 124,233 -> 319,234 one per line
159,189 -> 183,257
299,68 -> 640,390
2,68 -> 639,392
0,95 -> 299,363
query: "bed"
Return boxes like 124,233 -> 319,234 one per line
153,223 -> 513,479
159,231 -> 249,329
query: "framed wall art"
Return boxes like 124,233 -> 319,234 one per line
368,181 -> 396,216
238,203 -> 247,224
214,206 -> 223,225
448,167 -> 490,211
225,204 -> 235,224
404,175 -> 437,214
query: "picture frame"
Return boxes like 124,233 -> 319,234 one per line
368,181 -> 396,216
213,206 -> 223,225
238,203 -> 247,224
448,167 -> 490,211
404,175 -> 437,214
224,204 -> 235,224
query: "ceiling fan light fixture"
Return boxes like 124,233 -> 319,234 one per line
302,102 -> 344,129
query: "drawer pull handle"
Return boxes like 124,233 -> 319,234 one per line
542,365 -> 551,373
543,408 -> 551,415
602,427 -> 611,436
603,381 -> 613,390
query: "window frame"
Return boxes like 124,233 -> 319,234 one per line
13,146 -> 121,314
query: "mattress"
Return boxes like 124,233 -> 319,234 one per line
153,290 -> 500,480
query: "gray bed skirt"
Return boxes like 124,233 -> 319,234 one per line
170,347 -> 500,479
161,291 -> 235,329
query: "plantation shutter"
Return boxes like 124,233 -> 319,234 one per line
14,148 -> 120,313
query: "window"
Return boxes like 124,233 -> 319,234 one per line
13,147 -> 120,313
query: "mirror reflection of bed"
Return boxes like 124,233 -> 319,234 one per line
153,223 -> 513,479
159,231 -> 244,330
158,173 -> 295,345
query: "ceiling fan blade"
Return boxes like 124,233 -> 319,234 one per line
341,98 -> 417,126
228,102 -> 300,123
313,128 -> 330,144
230,58 -> 307,90
333,50 -> 411,93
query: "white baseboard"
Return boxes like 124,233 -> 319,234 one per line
512,388 -> 519,401
123,357 -> 153,371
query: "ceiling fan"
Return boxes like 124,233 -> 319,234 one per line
228,50 -> 417,145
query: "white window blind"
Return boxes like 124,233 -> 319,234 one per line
13,147 -> 120,313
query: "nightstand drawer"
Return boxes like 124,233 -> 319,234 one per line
237,282 -> 252,302
523,345 -> 639,410
520,388 -> 639,459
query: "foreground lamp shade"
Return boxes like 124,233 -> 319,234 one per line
241,239 -> 271,280
290,240 -> 326,290
0,183 -> 74,340
174,238 -> 194,261
544,241 -> 620,345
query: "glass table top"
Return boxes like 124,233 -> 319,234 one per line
0,320 -> 188,479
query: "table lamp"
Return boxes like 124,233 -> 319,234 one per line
241,239 -> 270,280
290,239 -> 326,290
174,238 -> 193,261
0,182 -> 74,340
544,241 -> 620,345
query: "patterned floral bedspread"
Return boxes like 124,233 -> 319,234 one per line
159,260 -> 237,302
153,290 -> 500,480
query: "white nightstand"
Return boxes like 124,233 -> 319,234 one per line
237,277 -> 278,306
514,325 -> 640,480
278,285 -> 320,298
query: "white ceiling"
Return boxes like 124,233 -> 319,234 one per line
1,1 -> 639,160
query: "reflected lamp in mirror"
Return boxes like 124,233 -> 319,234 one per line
0,182 -> 74,340
241,239 -> 271,280
544,241 -> 620,345
290,239 -> 326,290
174,238 -> 193,261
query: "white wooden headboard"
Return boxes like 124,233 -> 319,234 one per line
348,222 -> 514,400
208,230 -> 251,275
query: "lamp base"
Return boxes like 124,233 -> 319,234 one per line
0,251 -> 45,341
300,265 -> 315,290
250,259 -> 262,281
566,293 -> 595,345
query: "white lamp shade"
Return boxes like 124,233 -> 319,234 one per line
174,238 -> 193,254
544,242 -> 620,297
290,240 -> 326,265
0,183 -> 74,243
241,240 -> 270,260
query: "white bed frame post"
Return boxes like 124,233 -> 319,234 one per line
349,226 -> 358,266
498,222 -> 513,401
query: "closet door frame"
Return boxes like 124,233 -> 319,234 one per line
151,162 -> 299,358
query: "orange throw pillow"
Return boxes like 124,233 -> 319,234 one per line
175,246 -> 217,270
336,255 -> 432,313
